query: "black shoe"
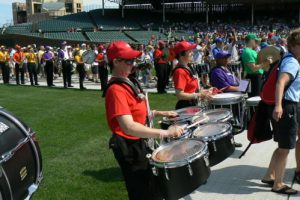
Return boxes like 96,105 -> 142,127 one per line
295,171 -> 300,184
234,142 -> 243,148
35,83 -> 40,86
80,87 -> 87,90
68,85 -> 74,88
51,84 -> 56,86
64,85 -> 67,88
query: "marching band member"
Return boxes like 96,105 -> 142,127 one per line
58,41 -> 73,88
27,47 -> 39,86
0,46 -> 10,84
74,48 -> 86,90
95,44 -> 108,91
262,28 -> 300,195
12,45 -> 25,85
172,40 -> 212,109
154,40 -> 169,93
42,46 -> 55,87
104,41 -> 183,200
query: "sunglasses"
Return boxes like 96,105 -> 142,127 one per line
117,58 -> 135,65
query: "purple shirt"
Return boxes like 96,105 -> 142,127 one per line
210,66 -> 240,89
42,51 -> 53,61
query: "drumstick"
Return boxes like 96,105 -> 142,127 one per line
185,116 -> 208,130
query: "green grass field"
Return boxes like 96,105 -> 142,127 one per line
0,85 -> 177,200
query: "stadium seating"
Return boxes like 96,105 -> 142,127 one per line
5,23 -> 33,34
44,32 -> 86,41
89,9 -> 140,30
37,12 -> 94,32
125,31 -> 167,44
86,31 -> 135,43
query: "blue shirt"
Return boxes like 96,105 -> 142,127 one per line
279,53 -> 300,102
212,47 -> 222,59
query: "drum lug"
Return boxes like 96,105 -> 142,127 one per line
212,141 -> 217,152
187,162 -> 193,176
152,167 -> 158,176
164,165 -> 169,181
204,155 -> 210,167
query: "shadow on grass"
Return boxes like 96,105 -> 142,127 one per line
83,167 -> 123,182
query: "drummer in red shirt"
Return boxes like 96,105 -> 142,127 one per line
104,41 -> 184,200
172,41 -> 213,109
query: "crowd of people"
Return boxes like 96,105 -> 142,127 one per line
0,42 -> 110,90
1,25 -> 300,198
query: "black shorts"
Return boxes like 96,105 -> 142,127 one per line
273,100 -> 297,149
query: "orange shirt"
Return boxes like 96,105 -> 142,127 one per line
13,51 -> 24,63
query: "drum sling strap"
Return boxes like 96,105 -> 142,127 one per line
102,76 -> 145,100
172,64 -> 198,80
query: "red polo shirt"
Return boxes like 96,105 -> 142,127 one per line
105,82 -> 147,140
173,67 -> 199,93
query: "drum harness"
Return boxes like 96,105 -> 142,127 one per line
103,76 -> 158,150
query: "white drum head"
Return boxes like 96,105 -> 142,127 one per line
193,123 -> 232,139
212,92 -> 242,100
246,96 -> 261,106
152,139 -> 206,163
202,108 -> 232,122
176,106 -> 202,116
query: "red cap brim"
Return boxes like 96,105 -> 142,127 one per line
119,50 -> 142,60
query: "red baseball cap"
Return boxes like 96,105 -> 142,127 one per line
268,32 -> 275,39
174,41 -> 197,55
107,41 -> 142,62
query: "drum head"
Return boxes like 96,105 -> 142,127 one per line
193,123 -> 232,139
246,96 -> 261,106
152,139 -> 206,163
211,92 -> 243,105
162,115 -> 192,123
202,109 -> 232,122
176,106 -> 202,116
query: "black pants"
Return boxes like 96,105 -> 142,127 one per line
175,99 -> 198,110
44,61 -> 54,86
155,63 -> 168,93
28,63 -> 38,85
109,134 -> 162,200
246,74 -> 262,97
15,63 -> 25,85
62,60 -> 72,87
76,64 -> 86,89
0,62 -> 9,84
98,65 -> 108,91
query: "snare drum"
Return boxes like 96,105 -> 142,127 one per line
210,92 -> 245,133
150,139 -> 210,200
0,108 -> 43,200
160,106 -> 202,130
193,123 -> 234,166
200,108 -> 233,123
163,122 -> 193,143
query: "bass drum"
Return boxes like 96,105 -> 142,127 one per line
0,108 -> 43,200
